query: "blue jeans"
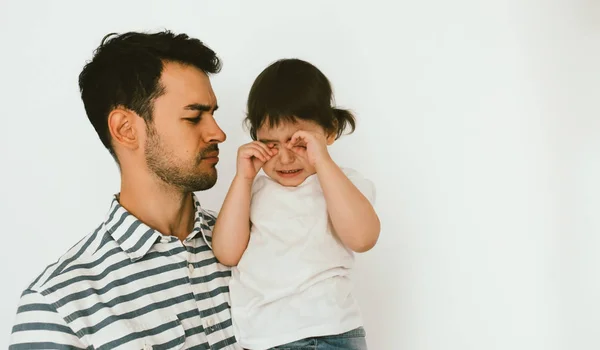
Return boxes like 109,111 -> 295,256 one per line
268,327 -> 368,350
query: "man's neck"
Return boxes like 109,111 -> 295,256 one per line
118,173 -> 196,242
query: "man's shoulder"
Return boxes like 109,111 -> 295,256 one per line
25,223 -> 107,293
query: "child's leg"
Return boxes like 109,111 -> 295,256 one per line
315,327 -> 368,350
268,337 -> 316,349
267,328 -> 367,350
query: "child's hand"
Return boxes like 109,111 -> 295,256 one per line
287,130 -> 332,168
236,141 -> 277,181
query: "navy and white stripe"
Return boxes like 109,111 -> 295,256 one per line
9,194 -> 242,350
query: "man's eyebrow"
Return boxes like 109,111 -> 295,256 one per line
184,103 -> 218,112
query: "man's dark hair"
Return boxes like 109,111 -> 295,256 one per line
78,30 -> 221,159
245,58 -> 355,140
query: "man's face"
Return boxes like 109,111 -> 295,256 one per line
143,62 -> 226,192
256,118 -> 330,187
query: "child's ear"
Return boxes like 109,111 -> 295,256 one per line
326,132 -> 336,145
326,120 -> 338,145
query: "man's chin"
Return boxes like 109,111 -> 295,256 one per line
194,181 -> 217,192
190,171 -> 218,192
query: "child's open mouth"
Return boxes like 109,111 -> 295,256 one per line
277,169 -> 302,178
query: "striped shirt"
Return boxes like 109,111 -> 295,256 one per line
9,194 -> 242,350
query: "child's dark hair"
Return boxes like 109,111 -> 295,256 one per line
245,58 -> 356,140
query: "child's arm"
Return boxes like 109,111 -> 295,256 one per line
212,141 -> 275,266
316,160 -> 380,252
288,130 -> 380,253
212,176 -> 253,266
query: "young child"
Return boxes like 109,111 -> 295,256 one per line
212,58 -> 380,350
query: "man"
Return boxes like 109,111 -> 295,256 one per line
9,31 -> 243,349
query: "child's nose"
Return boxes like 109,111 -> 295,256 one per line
278,147 -> 295,164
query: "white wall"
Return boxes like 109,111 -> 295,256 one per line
0,1 -> 597,349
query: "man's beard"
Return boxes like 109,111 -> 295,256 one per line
144,125 -> 218,192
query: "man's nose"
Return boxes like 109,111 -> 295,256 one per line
202,115 -> 226,144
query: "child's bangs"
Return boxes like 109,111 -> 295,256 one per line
246,58 -> 334,139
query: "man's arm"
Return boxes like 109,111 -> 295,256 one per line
9,289 -> 88,349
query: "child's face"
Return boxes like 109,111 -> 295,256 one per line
256,118 -> 331,187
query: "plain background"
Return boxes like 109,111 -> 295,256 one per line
0,1 -> 598,349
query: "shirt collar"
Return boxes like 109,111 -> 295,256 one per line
103,193 -> 208,261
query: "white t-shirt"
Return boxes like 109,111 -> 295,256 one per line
229,167 -> 376,350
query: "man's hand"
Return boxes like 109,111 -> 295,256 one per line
236,141 -> 277,180
286,130 -> 332,169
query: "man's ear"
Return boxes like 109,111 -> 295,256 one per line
108,108 -> 140,151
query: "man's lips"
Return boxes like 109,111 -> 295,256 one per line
202,152 -> 219,162
203,151 -> 219,158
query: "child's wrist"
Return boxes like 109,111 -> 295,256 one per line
233,173 -> 255,186
314,155 -> 336,173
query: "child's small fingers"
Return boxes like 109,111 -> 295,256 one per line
252,145 -> 271,161
255,141 -> 275,156
257,145 -> 272,158
254,154 -> 267,162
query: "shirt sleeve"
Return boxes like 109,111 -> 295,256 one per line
343,168 -> 376,204
250,174 -> 268,197
9,289 -> 88,350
